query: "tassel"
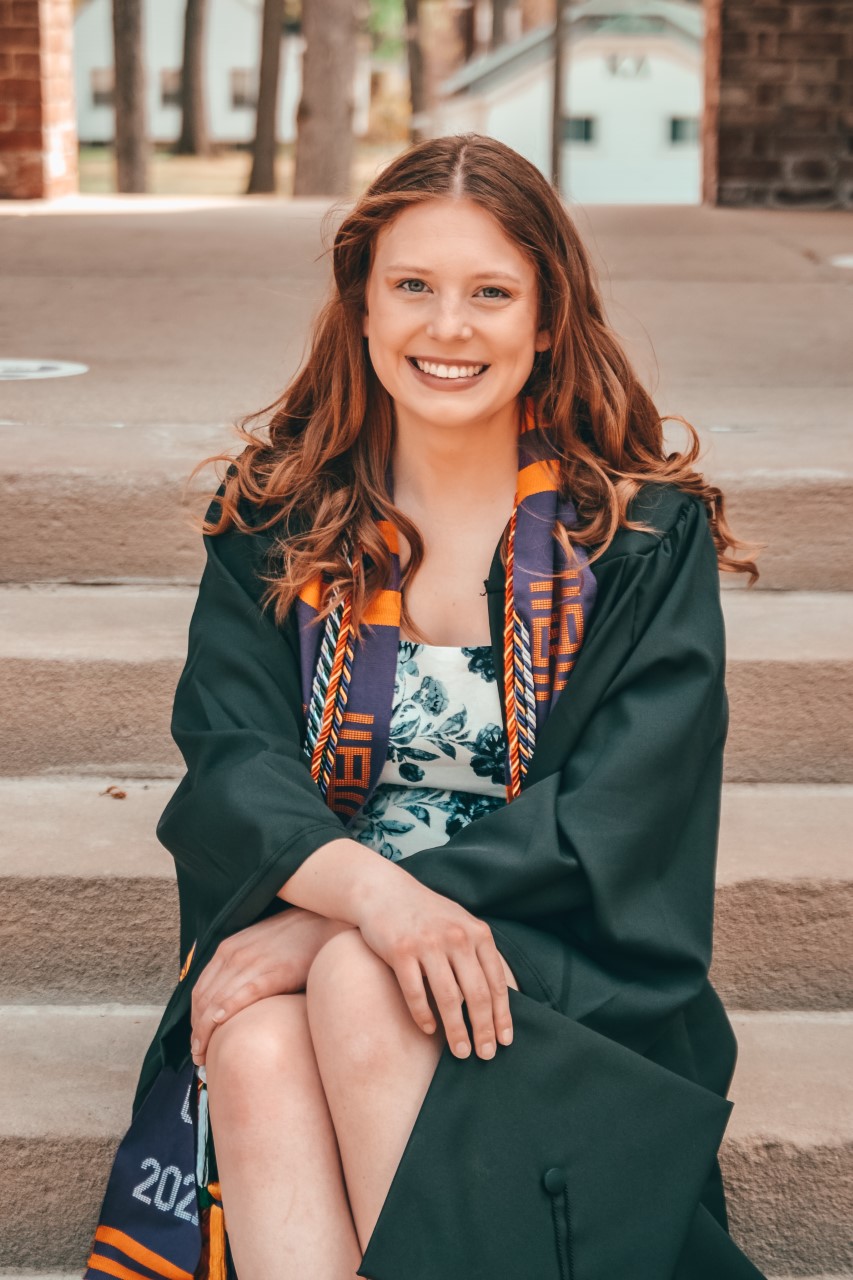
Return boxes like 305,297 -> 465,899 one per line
196,1183 -> 228,1280
195,1069 -> 210,1188
207,1182 -> 227,1280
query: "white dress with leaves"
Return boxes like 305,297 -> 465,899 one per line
347,642 -> 508,861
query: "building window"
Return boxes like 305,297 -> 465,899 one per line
605,54 -> 648,77
91,67 -> 114,108
230,68 -> 258,110
161,68 -> 182,108
562,116 -> 596,144
669,117 -> 699,144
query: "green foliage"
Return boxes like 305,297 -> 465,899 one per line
282,0 -> 301,35
369,0 -> 406,60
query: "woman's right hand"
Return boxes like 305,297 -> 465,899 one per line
354,873 -> 515,1060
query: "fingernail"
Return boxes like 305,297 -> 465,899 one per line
192,1039 -> 200,1053
213,1009 -> 226,1022
480,1042 -> 495,1059
455,1040 -> 471,1057
499,1028 -> 513,1045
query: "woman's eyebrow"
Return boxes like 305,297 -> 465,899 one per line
384,264 -> 522,284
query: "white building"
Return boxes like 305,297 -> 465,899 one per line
432,0 -> 704,204
73,0 -> 372,145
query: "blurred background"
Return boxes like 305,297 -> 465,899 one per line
1,3 -> 852,1278
1,0 -> 851,205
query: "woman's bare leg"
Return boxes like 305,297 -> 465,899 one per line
204,992 -> 363,1280
305,927 -> 520,1251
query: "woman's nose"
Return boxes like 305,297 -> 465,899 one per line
426,305 -> 473,343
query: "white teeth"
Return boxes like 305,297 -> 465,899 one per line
413,358 -> 485,379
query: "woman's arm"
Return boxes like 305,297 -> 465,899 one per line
157,514 -> 515,1062
392,493 -> 729,1052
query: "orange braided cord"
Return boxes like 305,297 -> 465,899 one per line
318,623 -> 356,795
310,592 -> 353,784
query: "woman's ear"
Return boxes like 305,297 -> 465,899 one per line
535,327 -> 551,354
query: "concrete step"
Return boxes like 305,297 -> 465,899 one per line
1,584 -> 852,783
1,777 -> 850,1010
2,420 -> 850,591
710,783 -> 853,1010
721,1011 -> 853,1277
0,1005 -> 849,1273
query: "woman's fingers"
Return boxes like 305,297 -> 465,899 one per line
191,975 -> 267,1064
448,944 -> 507,1058
416,952 -> 471,1056
355,886 -> 517,1061
417,943 -> 510,1060
391,952 -> 440,1037
475,938 -> 515,1046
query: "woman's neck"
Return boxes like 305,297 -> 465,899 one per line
390,401 -> 521,515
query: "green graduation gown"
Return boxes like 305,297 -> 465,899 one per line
136,479 -> 767,1280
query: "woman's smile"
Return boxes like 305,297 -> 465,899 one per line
405,354 -> 489,389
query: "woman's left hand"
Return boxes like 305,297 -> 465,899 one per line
190,907 -> 354,1067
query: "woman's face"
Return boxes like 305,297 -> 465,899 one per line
362,197 -> 551,434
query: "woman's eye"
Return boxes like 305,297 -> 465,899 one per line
396,280 -> 509,299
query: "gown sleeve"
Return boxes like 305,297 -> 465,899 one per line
395,491 -> 729,1051
155,504 -> 350,968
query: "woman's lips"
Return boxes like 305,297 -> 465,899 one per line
405,356 -> 489,390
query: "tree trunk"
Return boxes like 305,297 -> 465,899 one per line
404,0 -> 426,143
550,0 -> 565,191
491,0 -> 511,48
293,0 -> 356,196
112,0 -> 147,192
174,0 -> 211,155
247,0 -> 283,194
458,0 -> 475,63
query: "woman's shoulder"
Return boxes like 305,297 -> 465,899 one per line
200,473 -> 296,611
595,481 -> 709,567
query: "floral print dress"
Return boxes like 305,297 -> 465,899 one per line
348,641 -> 509,861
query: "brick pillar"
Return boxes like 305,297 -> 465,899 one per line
0,0 -> 79,199
703,0 -> 853,209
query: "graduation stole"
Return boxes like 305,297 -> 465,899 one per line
85,943 -> 229,1280
297,399 -> 598,816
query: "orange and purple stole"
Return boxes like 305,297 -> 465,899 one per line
297,401 -> 598,814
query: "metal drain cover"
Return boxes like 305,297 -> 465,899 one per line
0,359 -> 89,380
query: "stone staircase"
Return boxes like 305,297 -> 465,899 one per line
0,201 -> 851,1278
1,499 -> 851,1278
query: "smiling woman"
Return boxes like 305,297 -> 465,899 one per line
365,205 -> 545,408
85,134 -> 765,1280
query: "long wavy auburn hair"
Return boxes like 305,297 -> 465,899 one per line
193,133 -> 760,639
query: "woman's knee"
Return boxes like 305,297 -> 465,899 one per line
206,992 -> 311,1087
306,929 -> 412,1071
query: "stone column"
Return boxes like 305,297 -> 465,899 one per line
703,0 -> 853,209
0,0 -> 79,199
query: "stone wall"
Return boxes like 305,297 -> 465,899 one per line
704,0 -> 853,208
0,0 -> 78,199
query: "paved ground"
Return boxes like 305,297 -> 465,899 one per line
1,196 -> 851,477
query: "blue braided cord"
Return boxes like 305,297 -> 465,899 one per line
304,602 -> 342,762
512,613 -> 536,766
304,542 -> 355,766
511,617 -> 530,761
514,614 -> 535,752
